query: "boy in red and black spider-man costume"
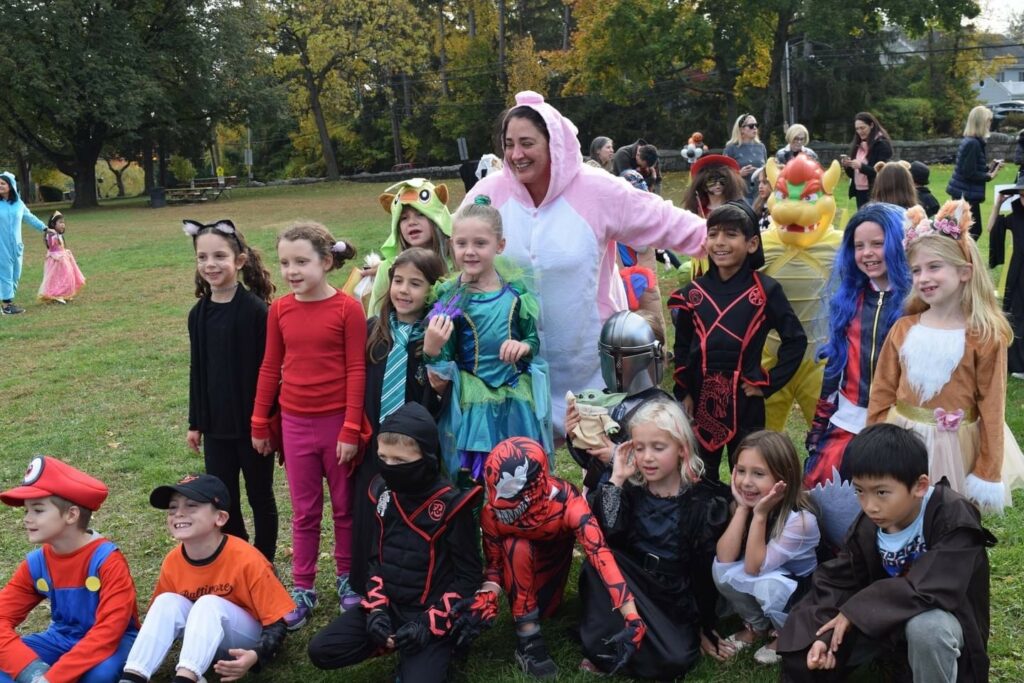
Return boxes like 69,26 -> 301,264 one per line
307,403 -> 481,683
669,201 -> 807,480
453,437 -> 645,679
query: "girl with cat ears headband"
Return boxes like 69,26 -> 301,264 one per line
183,219 -> 275,304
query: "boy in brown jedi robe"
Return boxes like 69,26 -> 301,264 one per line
777,424 -> 996,682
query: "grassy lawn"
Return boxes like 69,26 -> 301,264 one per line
1,166 -> 1021,682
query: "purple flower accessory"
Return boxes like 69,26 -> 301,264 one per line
331,240 -> 348,253
934,407 -> 965,432
932,217 -> 961,240
428,293 -> 463,320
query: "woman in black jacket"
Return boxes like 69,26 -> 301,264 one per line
947,106 -> 1005,240
841,112 -> 893,208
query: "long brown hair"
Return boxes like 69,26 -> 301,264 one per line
870,162 -> 918,208
734,431 -> 816,542
366,248 -> 446,363
682,164 -> 745,216
191,222 -> 275,304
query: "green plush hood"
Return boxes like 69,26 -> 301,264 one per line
378,178 -> 453,261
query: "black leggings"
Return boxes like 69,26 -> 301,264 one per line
204,435 -> 278,562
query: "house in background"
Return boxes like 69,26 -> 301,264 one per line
976,43 -> 1024,105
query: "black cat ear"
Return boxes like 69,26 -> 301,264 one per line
212,219 -> 236,234
182,220 -> 203,237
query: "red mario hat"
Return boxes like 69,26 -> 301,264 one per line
1,456 -> 109,511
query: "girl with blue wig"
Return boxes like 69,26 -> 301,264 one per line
803,203 -> 911,488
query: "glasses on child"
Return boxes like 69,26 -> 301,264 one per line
706,177 -> 726,188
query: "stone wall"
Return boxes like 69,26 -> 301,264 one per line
658,133 -> 1018,171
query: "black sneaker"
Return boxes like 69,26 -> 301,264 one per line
1,303 -> 25,315
515,633 -> 558,679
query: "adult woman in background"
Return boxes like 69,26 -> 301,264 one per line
947,105 -> 1004,240
461,91 -> 707,431
587,136 -> 614,172
841,112 -> 892,208
774,124 -> 818,166
724,113 -> 767,204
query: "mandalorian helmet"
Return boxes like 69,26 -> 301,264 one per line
598,311 -> 663,395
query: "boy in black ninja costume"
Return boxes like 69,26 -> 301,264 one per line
307,403 -> 482,682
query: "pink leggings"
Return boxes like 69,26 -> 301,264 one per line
281,410 -> 353,588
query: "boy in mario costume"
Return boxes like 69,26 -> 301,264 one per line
0,456 -> 139,683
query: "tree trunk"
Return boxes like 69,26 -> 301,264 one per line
300,50 -> 340,180
67,142 -> 102,209
140,138 -> 155,192
438,1 -> 450,98
497,0 -> 507,90
468,5 -> 476,37
104,158 -> 127,197
15,152 -> 32,204
158,140 -> 169,188
390,74 -> 405,165
402,73 -> 412,119
762,7 -> 795,139
562,3 -> 571,51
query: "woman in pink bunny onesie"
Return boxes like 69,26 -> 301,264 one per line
460,92 -> 707,431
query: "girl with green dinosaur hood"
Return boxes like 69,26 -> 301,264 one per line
364,178 -> 453,315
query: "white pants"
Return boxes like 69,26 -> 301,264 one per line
123,593 -> 261,678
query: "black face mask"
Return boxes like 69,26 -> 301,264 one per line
378,457 -> 438,493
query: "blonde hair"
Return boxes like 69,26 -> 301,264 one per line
452,202 -> 503,240
628,400 -> 704,486
963,105 -> 993,139
727,113 -> 761,146
734,431 -> 815,541
785,123 -> 809,145
906,233 -> 1012,348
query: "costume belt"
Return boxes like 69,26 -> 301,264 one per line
894,400 -> 978,425
629,550 -> 683,575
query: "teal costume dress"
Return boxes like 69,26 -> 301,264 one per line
428,276 -> 554,481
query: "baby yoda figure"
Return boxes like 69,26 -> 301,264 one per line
566,390 -> 622,451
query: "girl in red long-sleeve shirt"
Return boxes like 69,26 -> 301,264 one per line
251,221 -> 366,631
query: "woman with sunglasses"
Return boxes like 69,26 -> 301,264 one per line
841,112 -> 893,208
774,124 -> 818,166
724,114 -> 767,205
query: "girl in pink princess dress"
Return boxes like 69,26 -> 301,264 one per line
38,211 -> 85,304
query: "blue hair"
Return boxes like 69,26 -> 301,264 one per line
817,203 -> 911,377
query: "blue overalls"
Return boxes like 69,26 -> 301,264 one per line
0,542 -> 138,683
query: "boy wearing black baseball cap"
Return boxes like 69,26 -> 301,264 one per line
0,456 -> 139,683
119,474 -> 293,683
307,403 -> 483,681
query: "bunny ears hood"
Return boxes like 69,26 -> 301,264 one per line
500,91 -> 583,208
377,178 -> 452,262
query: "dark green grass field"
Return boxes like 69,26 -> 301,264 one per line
1,167 -> 1021,681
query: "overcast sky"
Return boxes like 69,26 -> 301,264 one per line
977,0 -> 1022,33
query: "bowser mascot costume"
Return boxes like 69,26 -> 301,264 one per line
760,156 -> 842,431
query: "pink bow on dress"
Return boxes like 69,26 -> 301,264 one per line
934,408 -> 964,432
